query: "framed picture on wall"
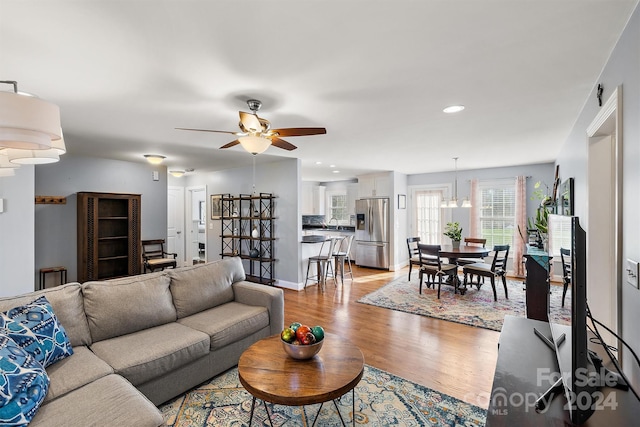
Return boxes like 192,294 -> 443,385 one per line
398,194 -> 406,209
211,194 -> 222,219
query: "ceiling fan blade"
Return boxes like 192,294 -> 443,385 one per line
269,137 -> 297,151
175,127 -> 238,135
219,140 -> 240,149
239,111 -> 264,133
271,127 -> 327,137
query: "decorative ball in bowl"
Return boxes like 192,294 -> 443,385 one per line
281,338 -> 324,360
280,323 -> 325,360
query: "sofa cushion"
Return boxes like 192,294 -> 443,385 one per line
1,296 -> 74,368
89,322 -> 209,385
0,283 -> 91,347
44,345 -> 114,403
168,257 -> 245,318
29,374 -> 164,427
0,334 -> 49,426
178,301 -> 269,350
82,273 -> 177,342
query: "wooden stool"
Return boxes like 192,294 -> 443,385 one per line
39,266 -> 67,290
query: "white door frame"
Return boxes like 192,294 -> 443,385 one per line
186,186 -> 207,264
167,186 -> 185,267
586,86 -> 622,348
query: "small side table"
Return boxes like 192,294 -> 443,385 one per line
38,266 -> 67,291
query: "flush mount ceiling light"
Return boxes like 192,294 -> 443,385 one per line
169,170 -> 185,177
0,81 -> 62,150
443,105 -> 465,114
441,157 -> 471,208
144,154 -> 166,164
239,136 -> 271,155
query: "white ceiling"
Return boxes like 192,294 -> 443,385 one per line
1,0 -> 637,182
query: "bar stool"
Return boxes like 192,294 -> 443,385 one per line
331,235 -> 354,284
304,237 -> 339,291
38,266 -> 67,291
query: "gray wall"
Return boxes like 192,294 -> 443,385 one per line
35,155 -> 169,283
0,166 -> 35,297
186,157 -> 301,285
556,4 -> 640,386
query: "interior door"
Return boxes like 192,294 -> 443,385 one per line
167,186 -> 185,267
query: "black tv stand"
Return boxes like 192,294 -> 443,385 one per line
486,316 -> 639,426
587,350 -> 629,391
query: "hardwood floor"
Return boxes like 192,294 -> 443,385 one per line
283,264 -> 500,409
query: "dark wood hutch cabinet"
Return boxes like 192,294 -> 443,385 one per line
77,192 -> 141,282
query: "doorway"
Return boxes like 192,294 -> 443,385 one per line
186,186 -> 207,264
586,86 -> 622,346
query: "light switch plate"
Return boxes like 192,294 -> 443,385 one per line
152,171 -> 159,181
626,259 -> 639,289
0,198 -> 3,213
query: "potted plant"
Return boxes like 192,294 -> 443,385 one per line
444,222 -> 463,248
528,181 -> 555,249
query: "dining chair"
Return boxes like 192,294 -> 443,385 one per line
406,237 -> 421,281
462,245 -> 510,301
456,237 -> 487,265
304,237 -> 339,290
417,243 -> 459,298
332,235 -> 355,284
141,239 -> 177,273
560,247 -> 571,307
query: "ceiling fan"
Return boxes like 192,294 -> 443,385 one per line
176,99 -> 326,154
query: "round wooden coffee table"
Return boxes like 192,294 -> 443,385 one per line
238,332 -> 364,426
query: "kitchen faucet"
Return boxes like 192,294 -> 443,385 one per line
328,217 -> 338,227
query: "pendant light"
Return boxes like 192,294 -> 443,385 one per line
441,157 -> 472,208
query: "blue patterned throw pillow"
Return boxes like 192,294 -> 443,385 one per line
1,296 -> 73,368
0,334 -> 49,425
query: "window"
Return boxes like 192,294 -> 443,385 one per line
413,188 -> 447,244
327,193 -> 348,224
478,180 -> 516,249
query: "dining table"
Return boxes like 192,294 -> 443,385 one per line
438,245 -> 490,294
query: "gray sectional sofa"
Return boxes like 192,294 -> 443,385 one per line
0,257 -> 284,426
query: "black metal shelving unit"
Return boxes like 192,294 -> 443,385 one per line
220,193 -> 276,285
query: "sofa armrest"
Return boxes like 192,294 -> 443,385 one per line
232,281 -> 284,335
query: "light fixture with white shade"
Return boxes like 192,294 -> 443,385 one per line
144,154 -> 166,164
0,81 -> 61,150
7,148 -> 60,164
239,136 -> 271,155
441,157 -> 471,208
169,170 -> 185,178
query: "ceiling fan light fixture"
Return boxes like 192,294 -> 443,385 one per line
443,105 -> 465,114
239,136 -> 271,155
144,154 -> 166,164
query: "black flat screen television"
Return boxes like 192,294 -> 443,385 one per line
548,215 -> 597,424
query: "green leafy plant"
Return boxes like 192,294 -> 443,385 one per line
444,221 -> 463,241
528,181 -> 554,235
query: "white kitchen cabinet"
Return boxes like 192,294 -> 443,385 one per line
301,183 -> 325,215
357,173 -> 391,198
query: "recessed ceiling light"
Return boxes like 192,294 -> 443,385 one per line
315,161 -> 322,165
330,164 -> 336,168
443,105 -> 465,113
332,170 -> 340,174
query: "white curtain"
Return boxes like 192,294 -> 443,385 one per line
514,175 -> 527,277
469,179 -> 480,237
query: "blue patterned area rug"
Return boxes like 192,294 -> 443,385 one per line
358,276 -> 571,332
160,365 -> 487,426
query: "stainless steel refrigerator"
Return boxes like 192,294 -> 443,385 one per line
355,198 -> 389,269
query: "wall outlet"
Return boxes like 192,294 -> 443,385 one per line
626,259 -> 639,289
